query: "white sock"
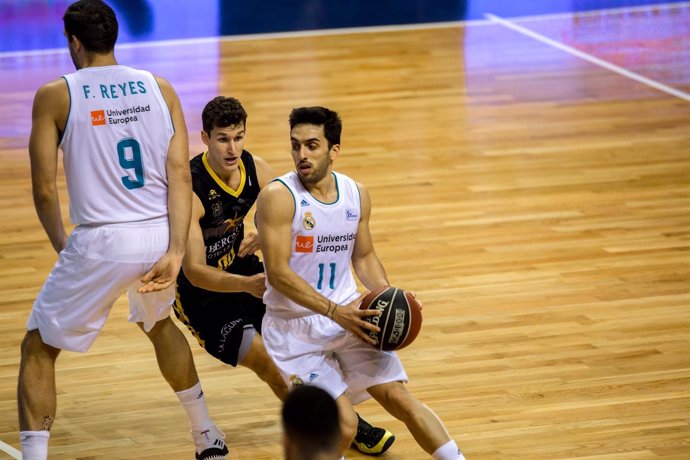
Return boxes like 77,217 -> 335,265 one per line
432,440 -> 465,460
20,430 -> 50,460
175,381 -> 214,431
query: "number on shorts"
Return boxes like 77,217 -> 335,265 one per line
117,138 -> 145,190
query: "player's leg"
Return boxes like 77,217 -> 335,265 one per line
335,393 -> 359,455
368,381 -> 465,459
238,332 -> 289,400
18,225 -> 135,460
135,306 -> 228,460
17,330 -> 60,459
126,219 -> 227,457
138,316 -> 198,391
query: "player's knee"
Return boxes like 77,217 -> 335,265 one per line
20,330 -> 60,364
259,362 -> 286,390
371,381 -> 419,420
140,316 -> 173,339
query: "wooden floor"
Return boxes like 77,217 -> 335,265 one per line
1,6 -> 690,460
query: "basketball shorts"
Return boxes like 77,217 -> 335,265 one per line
174,255 -> 266,367
262,313 -> 408,404
26,218 -> 174,352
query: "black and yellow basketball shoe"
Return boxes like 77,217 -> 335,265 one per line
352,414 -> 395,455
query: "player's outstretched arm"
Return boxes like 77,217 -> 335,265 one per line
139,76 -> 190,293
256,181 -> 381,345
29,80 -> 69,253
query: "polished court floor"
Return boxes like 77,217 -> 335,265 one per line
0,2 -> 689,459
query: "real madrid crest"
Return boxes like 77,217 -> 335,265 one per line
302,212 -> 316,230
289,375 -> 304,388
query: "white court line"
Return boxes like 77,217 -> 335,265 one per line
485,13 -> 690,103
0,439 -> 21,460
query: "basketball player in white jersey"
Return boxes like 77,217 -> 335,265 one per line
175,96 -> 395,455
18,1 -> 226,459
256,106 -> 467,459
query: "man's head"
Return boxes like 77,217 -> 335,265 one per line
201,96 -> 248,177
202,96 -> 248,136
288,106 -> 342,185
63,0 -> 118,67
289,106 -> 341,149
282,385 -> 341,460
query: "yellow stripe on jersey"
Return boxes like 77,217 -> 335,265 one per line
201,151 -> 246,197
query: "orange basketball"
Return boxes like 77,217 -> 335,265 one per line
359,286 -> 422,351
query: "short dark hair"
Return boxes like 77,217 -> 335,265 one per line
202,96 -> 248,134
282,385 -> 340,459
63,0 -> 118,54
289,106 -> 342,148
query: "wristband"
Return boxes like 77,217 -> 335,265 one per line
326,301 -> 336,319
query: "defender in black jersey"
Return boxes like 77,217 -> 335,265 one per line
175,149 -> 266,367
173,96 -> 395,455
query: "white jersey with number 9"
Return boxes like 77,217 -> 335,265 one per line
60,65 -> 173,225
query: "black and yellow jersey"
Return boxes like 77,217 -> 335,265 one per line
177,149 -> 260,290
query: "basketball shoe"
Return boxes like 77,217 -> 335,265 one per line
352,414 -> 395,455
193,425 -> 228,460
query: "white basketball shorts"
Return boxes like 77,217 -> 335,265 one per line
27,218 -> 174,352
262,313 -> 408,404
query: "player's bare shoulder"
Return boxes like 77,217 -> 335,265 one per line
33,78 -> 70,124
354,180 -> 369,195
257,179 -> 296,216
153,74 -> 173,92
354,180 -> 372,214
259,179 -> 292,200
152,75 -> 180,108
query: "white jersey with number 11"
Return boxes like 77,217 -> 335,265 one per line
264,171 -> 362,319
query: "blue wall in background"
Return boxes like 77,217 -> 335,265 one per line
218,0 -> 467,35
0,0 -> 686,53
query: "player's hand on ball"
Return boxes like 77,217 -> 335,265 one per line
358,287 -> 423,350
331,292 -> 381,346
238,231 -> 260,257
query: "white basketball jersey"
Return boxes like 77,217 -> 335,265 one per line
60,65 -> 173,224
264,171 -> 362,318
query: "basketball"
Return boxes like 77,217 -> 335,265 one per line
359,286 -> 422,351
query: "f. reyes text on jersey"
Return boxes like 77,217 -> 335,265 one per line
81,80 -> 148,99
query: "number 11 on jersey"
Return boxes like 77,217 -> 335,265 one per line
317,262 -> 336,290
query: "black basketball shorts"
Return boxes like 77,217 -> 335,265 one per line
173,255 -> 266,366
